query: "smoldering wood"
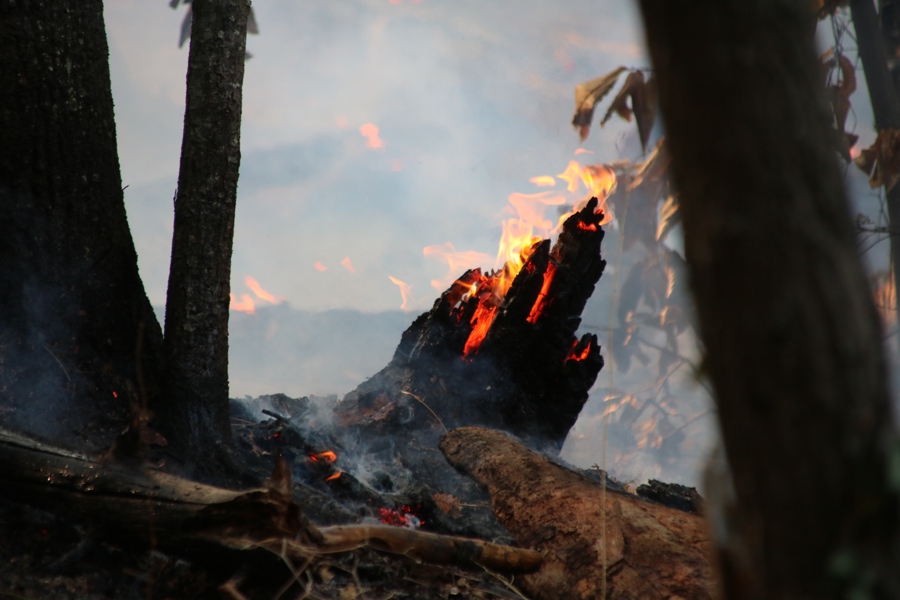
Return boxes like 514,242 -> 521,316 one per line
0,428 -> 541,575
440,426 -> 716,600
338,197 -> 607,451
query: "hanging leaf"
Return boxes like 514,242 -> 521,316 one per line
572,66 -> 627,142
854,129 -> 900,192
628,137 -> 670,191
178,6 -> 192,48
247,8 -> 260,35
656,195 -> 680,242
601,71 -> 658,152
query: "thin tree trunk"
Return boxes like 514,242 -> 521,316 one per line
852,0 -> 900,335
638,0 -> 900,597
161,0 -> 251,458
0,1 -> 164,449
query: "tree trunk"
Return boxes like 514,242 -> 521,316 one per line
0,1 -> 164,450
161,0 -> 251,457
638,0 -> 900,597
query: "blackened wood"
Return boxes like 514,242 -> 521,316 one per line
639,0 -> 900,597
0,0 -> 164,449
162,0 -> 251,455
340,199 -> 606,449
440,427 -> 715,600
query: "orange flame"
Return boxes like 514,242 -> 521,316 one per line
567,340 -> 592,361
359,123 -> 384,149
423,243 -> 491,290
341,257 -> 356,273
245,276 -> 280,303
314,261 -> 328,272
439,159 -> 616,356
325,470 -> 342,482
388,276 -> 413,310
230,293 -> 255,314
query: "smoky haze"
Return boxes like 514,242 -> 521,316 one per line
110,2 -> 888,487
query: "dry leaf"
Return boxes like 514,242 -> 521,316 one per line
628,137 -> 670,192
656,195 -> 680,242
432,492 -> 461,516
572,66 -> 627,142
854,129 -> 900,191
601,71 -> 658,152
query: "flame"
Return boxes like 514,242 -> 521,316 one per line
423,243 -> 491,290
341,257 -> 356,273
359,123 -> 384,149
230,293 -> 255,314
314,261 -> 328,272
245,276 -> 280,303
325,470 -> 342,482
388,276 -> 413,309
574,148 -> 593,155
530,175 -> 556,187
431,158 -> 615,356
309,450 -> 337,463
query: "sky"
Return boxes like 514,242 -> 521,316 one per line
102,2 -> 888,485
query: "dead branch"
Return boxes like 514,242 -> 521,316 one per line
440,426 -> 716,600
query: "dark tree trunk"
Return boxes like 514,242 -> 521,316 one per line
161,0 -> 251,457
0,1 -> 164,450
638,0 -> 900,597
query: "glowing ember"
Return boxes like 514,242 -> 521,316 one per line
388,275 -> 413,310
526,261 -> 557,324
341,257 -> 356,273
325,470 -> 342,482
309,450 -> 337,463
313,261 -> 328,272
245,276 -> 279,303
359,123 -> 384,149
378,505 -> 423,528
567,340 -> 592,361
230,293 -> 255,314
112,391 -> 118,398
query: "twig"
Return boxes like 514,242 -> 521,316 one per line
480,565 -> 531,600
42,344 -> 71,383
399,391 -> 447,433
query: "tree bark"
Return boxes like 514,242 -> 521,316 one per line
440,427 -> 715,600
161,0 -> 251,457
638,0 -> 900,597
0,0 -> 164,449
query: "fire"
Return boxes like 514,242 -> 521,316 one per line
309,450 -> 337,463
314,261 -> 328,272
378,505 -> 423,528
245,276 -> 279,303
341,257 -> 356,273
230,293 -> 255,314
388,276 -> 413,310
325,470 -> 342,482
451,158 -> 615,356
359,123 -> 384,149
423,243 -> 491,290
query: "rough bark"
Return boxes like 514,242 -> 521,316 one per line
0,0 -> 164,450
440,427 -> 715,600
162,0 -> 251,456
853,0 -> 900,334
638,0 -> 900,597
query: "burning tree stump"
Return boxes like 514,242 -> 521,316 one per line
440,426 -> 716,600
339,197 -> 607,449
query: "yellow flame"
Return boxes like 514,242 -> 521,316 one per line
388,275 -> 413,310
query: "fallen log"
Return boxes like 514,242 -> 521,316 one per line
440,426 -> 716,600
0,427 -> 540,575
